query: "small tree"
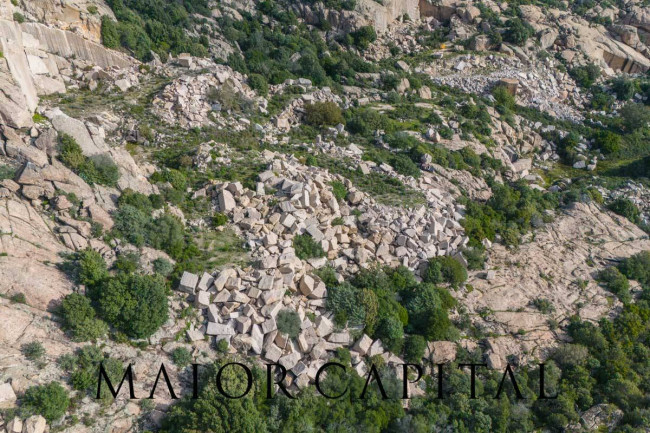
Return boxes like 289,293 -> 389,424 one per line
276,309 -> 302,338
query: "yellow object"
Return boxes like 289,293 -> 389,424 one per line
440,43 -> 446,49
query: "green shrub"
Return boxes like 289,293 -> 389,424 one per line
347,108 -> 391,136
404,335 -> 427,363
215,339 -> 229,354
276,309 -> 301,338
330,180 -> 348,202
619,251 -> 650,287
22,341 -> 45,361
59,133 -> 86,170
328,282 -> 368,327
10,292 -> 26,304
0,164 -> 15,180
375,316 -> 404,354
305,101 -> 344,127
62,346 -> 123,399
608,198 -> 640,224
389,154 -> 420,178
293,234 -> 325,260
611,77 -> 637,101
153,257 -> 174,277
248,74 -> 269,96
504,18 -> 534,45
21,382 -> 69,422
462,247 -> 485,270
492,85 -> 516,113
13,12 -> 25,23
61,293 -> 108,342
620,103 -> 650,132
58,134 -> 120,187
404,284 -> 455,340
213,213 -> 228,227
113,204 -> 150,247
569,64 -> 601,88
84,154 -> 120,187
597,267 -> 631,303
349,26 -> 377,49
97,273 -> 168,339
423,256 -> 467,288
594,130 -> 622,154
531,298 -> 556,314
171,347 -> 193,367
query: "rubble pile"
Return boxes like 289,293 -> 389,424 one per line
152,65 -> 262,128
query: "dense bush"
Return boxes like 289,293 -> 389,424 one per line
593,130 -> 622,154
112,200 -> 193,261
326,266 -> 455,357
404,283 -> 455,340
618,251 -> 650,287
611,77 -> 638,101
569,64 -> 601,88
22,342 -> 45,361
461,180 -> 559,247
348,26 -> 377,50
403,334 -> 427,363
171,347 -> 193,367
58,134 -> 120,187
21,382 -> 69,422
597,267 -> 631,303
102,0 -> 209,61
503,18 -> 534,45
60,249 -> 170,340
327,283 -> 375,327
375,316 -> 404,354
97,273 -> 169,339
346,108 -> 392,136
248,73 -> 269,96
330,180 -> 348,202
293,234 -> 326,260
60,345 -> 123,396
492,85 -> 516,113
61,293 -> 108,341
620,102 -> 650,132
422,256 -> 467,288
276,309 -> 302,338
608,198 -> 640,224
389,153 -> 420,178
305,101 -> 345,127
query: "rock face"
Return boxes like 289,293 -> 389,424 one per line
0,198 -> 72,310
0,16 -> 134,129
460,202 -> 650,366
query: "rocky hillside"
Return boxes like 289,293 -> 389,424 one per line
0,0 -> 650,432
